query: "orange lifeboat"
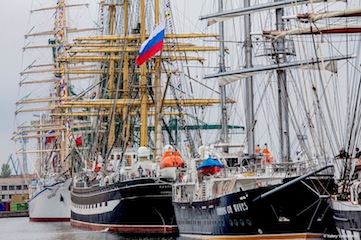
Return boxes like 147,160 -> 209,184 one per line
160,150 -> 184,169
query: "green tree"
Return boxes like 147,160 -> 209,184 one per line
1,163 -> 11,178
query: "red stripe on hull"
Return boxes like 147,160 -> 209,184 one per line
29,217 -> 70,222
71,219 -> 178,234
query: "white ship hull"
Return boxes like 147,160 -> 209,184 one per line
28,178 -> 71,222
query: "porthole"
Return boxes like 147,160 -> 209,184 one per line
234,219 -> 238,226
239,219 -> 245,226
246,219 -> 252,226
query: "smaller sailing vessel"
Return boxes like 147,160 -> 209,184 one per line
13,0 -> 97,222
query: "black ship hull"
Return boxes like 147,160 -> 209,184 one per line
173,178 -> 338,239
71,178 -> 178,235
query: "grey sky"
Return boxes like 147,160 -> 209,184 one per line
0,0 -> 210,174
0,0 -> 32,170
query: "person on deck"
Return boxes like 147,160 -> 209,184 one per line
255,144 -> 261,155
262,143 -> 273,164
355,147 -> 361,158
335,148 -> 349,159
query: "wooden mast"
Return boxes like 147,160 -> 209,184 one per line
139,0 -> 148,147
44,2 -> 236,157
122,0 -> 131,151
106,3 -> 117,151
154,0 -> 162,161
56,0 -> 70,176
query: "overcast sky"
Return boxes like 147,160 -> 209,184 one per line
0,0 -> 207,174
0,0 -> 33,171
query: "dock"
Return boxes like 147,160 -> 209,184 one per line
0,211 -> 28,218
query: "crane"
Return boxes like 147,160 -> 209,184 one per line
6,154 -> 19,175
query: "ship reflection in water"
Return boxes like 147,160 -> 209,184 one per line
0,217 -> 342,239
0,217 -> 190,240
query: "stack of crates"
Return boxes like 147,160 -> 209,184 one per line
10,202 -> 28,211
16,202 -> 28,211
10,202 -> 18,211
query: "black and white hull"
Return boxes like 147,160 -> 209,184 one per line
71,178 -> 178,235
174,176 -> 337,239
173,144 -> 338,240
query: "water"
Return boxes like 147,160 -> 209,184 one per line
0,217 -> 189,240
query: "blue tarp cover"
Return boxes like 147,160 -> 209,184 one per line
197,157 -> 223,170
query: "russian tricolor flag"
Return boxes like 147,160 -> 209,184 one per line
136,19 -> 166,66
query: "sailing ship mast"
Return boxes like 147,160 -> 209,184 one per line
218,0 -> 229,150
55,0 -> 71,174
275,1 -> 291,162
13,1 -> 100,179
139,0 -> 148,148
244,0 -> 255,157
51,0 -> 232,163
201,0 -> 355,161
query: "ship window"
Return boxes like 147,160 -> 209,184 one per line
105,201 -> 108,207
246,219 -> 252,226
229,219 -> 233,226
16,185 -> 22,190
23,185 -> 28,190
1,186 -> 7,190
9,186 -> 14,190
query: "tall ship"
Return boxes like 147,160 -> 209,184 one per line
13,0 -> 98,222
63,0 -> 224,235
171,0 -> 360,239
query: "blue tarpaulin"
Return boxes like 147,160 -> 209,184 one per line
197,157 -> 223,170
